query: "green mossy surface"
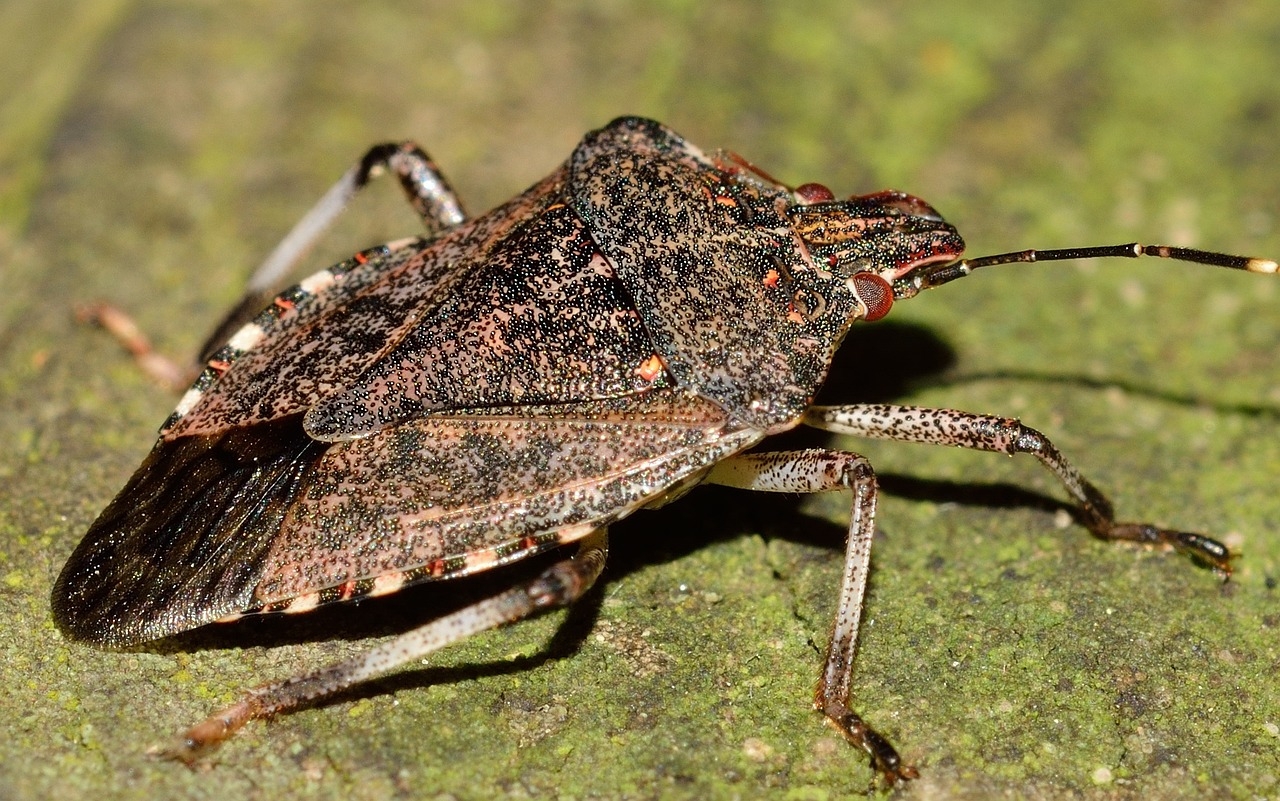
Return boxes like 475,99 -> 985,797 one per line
2,2 -> 1278,799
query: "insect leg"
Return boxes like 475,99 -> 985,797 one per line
803,404 -> 1232,574
244,142 -> 467,299
198,142 -> 468,361
152,529 -> 608,764
82,143 -> 469,386
74,301 -> 191,390
706,450 -> 917,786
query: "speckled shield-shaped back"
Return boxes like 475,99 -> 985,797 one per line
569,117 -> 860,432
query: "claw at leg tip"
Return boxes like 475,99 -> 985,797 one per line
879,762 -> 920,786
145,736 -> 201,766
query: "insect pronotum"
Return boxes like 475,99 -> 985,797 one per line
54,117 -> 1275,785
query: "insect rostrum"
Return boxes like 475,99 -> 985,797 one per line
53,117 -> 1275,785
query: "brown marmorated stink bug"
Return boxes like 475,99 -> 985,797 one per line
53,117 -> 1276,785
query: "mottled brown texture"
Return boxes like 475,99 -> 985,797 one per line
259,396 -> 756,603
58,119 -> 977,651
572,118 -> 863,431
306,205 -> 662,439
163,172 -> 567,440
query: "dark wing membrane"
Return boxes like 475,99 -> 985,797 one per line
254,393 -> 759,605
52,416 -> 324,646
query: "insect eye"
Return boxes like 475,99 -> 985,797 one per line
795,183 -> 836,205
851,272 -> 893,321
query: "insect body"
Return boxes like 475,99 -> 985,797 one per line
52,117 -> 1275,784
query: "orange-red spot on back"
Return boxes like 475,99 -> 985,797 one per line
636,355 -> 664,382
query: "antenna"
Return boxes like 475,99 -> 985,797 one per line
914,243 -> 1277,290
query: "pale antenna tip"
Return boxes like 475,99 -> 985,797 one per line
1247,258 -> 1279,274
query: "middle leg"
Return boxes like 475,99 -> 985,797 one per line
707,449 -> 917,785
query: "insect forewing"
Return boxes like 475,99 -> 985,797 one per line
255,395 -> 758,604
55,388 -> 759,645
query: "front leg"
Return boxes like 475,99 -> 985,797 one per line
707,450 -> 918,786
804,404 -> 1232,574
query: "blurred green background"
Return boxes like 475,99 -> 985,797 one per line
2,1 -> 1278,799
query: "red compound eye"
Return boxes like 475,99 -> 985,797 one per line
795,183 -> 836,204
851,272 -> 893,321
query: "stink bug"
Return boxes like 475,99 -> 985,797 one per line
53,117 -> 1276,785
